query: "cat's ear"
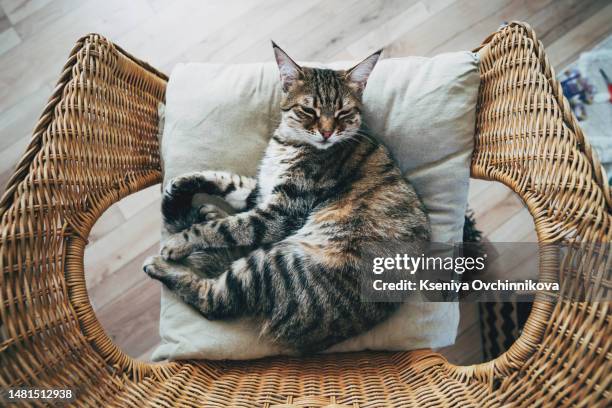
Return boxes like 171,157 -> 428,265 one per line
272,41 -> 303,92
345,49 -> 382,93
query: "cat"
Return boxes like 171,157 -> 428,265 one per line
143,42 -> 431,353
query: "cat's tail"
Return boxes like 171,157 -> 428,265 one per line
162,175 -> 228,234
162,188 -> 195,234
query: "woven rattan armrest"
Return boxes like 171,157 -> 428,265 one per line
0,23 -> 609,407
0,34 -> 171,397
465,22 -> 611,406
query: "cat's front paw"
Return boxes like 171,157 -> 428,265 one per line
161,232 -> 195,260
197,204 -> 227,222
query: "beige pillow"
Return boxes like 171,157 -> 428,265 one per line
153,52 -> 479,361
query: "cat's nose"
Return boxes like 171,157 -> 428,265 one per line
321,130 -> 333,140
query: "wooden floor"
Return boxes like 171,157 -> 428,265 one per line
1,0 -> 611,364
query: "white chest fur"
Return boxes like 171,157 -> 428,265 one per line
257,139 -> 299,204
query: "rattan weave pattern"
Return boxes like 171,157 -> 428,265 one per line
0,23 -> 610,407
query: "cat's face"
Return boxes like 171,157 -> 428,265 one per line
273,42 -> 381,149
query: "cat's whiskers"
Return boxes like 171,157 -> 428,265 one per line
334,130 -> 376,147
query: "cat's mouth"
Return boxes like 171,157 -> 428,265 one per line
317,131 -> 335,145
314,138 -> 336,149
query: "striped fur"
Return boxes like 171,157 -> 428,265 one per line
144,45 -> 430,352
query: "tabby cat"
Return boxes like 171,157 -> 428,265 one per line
143,43 -> 431,352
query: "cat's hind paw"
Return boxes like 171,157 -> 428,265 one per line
164,172 -> 202,197
143,255 -> 192,291
143,255 -> 171,280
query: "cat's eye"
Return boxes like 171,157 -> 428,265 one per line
300,106 -> 317,117
336,109 -> 354,119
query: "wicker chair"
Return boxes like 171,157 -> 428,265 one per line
1,22 -> 610,407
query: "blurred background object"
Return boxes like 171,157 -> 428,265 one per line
559,36 -> 612,180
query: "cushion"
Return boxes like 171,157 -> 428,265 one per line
152,51 -> 480,361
